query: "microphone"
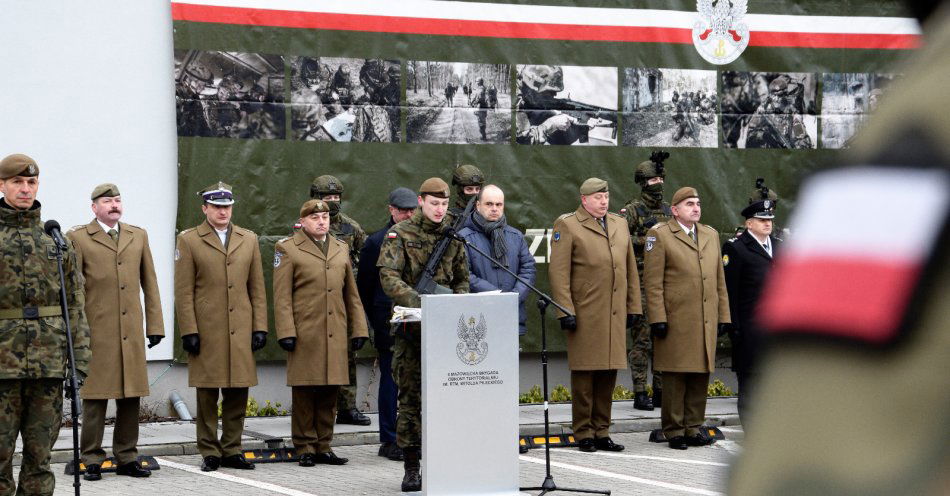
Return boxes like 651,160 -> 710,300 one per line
43,220 -> 69,250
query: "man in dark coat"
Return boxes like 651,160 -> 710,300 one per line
722,199 -> 781,424
356,187 -> 417,462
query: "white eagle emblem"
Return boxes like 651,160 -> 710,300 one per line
456,314 -> 488,366
692,0 -> 750,65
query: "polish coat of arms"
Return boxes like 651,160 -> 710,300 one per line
692,0 -> 750,65
456,314 -> 488,365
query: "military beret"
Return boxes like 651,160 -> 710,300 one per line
300,199 -> 330,217
671,186 -> 699,206
0,154 -> 39,180
742,199 -> 776,219
579,178 -> 608,195
388,187 -> 418,209
418,177 -> 449,198
91,183 -> 120,200
198,181 -> 234,205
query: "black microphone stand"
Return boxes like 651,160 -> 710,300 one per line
448,231 -> 610,496
51,235 -> 82,496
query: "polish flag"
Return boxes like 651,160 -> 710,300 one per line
759,166 -> 949,345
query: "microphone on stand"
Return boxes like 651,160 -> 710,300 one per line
43,220 -> 69,250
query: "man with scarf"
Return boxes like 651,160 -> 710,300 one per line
309,175 -> 370,426
620,151 -> 672,411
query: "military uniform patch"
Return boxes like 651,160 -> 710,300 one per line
553,231 -> 560,242
645,236 -> 656,251
273,250 -> 284,268
722,254 -> 729,266
174,248 -> 180,261
387,232 -> 397,239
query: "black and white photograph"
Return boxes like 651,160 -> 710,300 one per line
405,62 -> 511,144
516,64 -> 618,146
622,68 -> 718,148
721,71 -> 818,149
174,49 -> 285,139
290,57 -> 400,142
820,73 -> 898,149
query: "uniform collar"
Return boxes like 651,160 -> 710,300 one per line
0,198 -> 41,227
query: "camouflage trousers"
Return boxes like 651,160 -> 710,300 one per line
392,331 -> 421,449
0,379 -> 63,496
628,294 -> 662,393
336,349 -> 357,412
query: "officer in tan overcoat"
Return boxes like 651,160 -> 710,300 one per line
549,178 -> 641,453
174,182 -> 268,472
643,187 -> 730,450
273,199 -> 369,467
67,184 -> 163,480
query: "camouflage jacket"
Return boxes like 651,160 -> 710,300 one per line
377,210 -> 470,308
330,212 -> 367,276
0,200 -> 90,379
620,195 -> 672,270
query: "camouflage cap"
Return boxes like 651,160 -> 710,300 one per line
300,199 -> 330,217
671,186 -> 699,206
198,181 -> 234,205
388,187 -> 418,209
91,183 -> 120,200
0,154 -> 39,179
419,177 -> 450,198
451,164 -> 485,187
311,175 -> 344,198
579,177 -> 608,195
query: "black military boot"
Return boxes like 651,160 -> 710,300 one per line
83,463 -> 102,481
633,391 -> 654,411
401,447 -> 422,492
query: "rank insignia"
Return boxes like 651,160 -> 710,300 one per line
646,236 -> 656,252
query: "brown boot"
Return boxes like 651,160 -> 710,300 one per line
401,447 -> 422,492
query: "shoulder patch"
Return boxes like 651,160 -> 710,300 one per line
273,250 -> 284,268
386,231 -> 398,239
553,231 -> 561,242
174,248 -> 180,261
645,235 -> 656,252
722,254 -> 730,266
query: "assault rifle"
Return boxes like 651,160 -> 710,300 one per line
414,196 -> 476,296
550,97 -> 617,144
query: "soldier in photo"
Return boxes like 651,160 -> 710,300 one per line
66,184 -> 163,481
203,75 -> 243,139
378,178 -> 470,492
308,175 -> 370,426
643,187 -> 731,450
722,198 -> 781,425
352,59 -> 396,142
176,64 -> 213,137
516,64 -> 616,146
445,163 -> 484,226
292,58 -> 335,141
0,154 -> 90,495
549,178 -> 641,453
620,151 -> 672,411
274,199 -> 369,467
469,77 -> 490,140
174,182 -> 268,472
746,74 -> 814,149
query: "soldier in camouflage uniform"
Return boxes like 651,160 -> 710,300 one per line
620,151 -> 671,411
0,154 -> 91,496
377,177 -> 470,492
444,164 -> 484,227
352,59 -> 395,142
746,74 -> 813,149
309,175 -> 371,426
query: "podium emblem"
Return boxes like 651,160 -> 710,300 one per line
456,314 -> 489,365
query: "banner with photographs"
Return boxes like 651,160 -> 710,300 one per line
170,0 -> 919,355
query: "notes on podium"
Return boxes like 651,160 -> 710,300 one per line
422,293 -> 522,496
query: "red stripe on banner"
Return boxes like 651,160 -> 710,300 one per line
760,256 -> 920,344
170,3 -> 919,50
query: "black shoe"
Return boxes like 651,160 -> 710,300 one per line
336,408 -> 372,426
83,464 -> 102,481
578,438 -> 597,452
201,456 -> 221,472
652,390 -> 662,408
594,437 -> 625,452
633,391 -> 654,411
686,432 -> 715,447
668,436 -> 688,450
386,445 -> 404,461
221,454 -> 255,470
519,444 -> 529,454
314,451 -> 348,465
116,461 -> 151,478
298,453 -> 317,467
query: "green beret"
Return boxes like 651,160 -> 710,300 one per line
579,177 -> 608,195
671,186 -> 699,206
91,183 -> 120,200
300,199 -> 330,217
0,154 -> 39,180
418,177 -> 449,198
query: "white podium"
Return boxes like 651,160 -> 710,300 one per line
422,293 -> 521,496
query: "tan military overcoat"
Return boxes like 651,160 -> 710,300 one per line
175,221 -> 267,388
273,231 -> 368,386
643,219 -> 730,373
549,206 -> 641,370
67,220 -> 164,399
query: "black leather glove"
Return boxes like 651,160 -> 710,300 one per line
147,335 -> 164,349
559,316 -> 577,331
718,323 -> 734,337
650,322 -> 668,339
626,314 -> 642,329
251,331 -> 267,351
181,334 -> 200,355
278,337 -> 296,352
64,370 -> 86,399
351,337 -> 368,351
